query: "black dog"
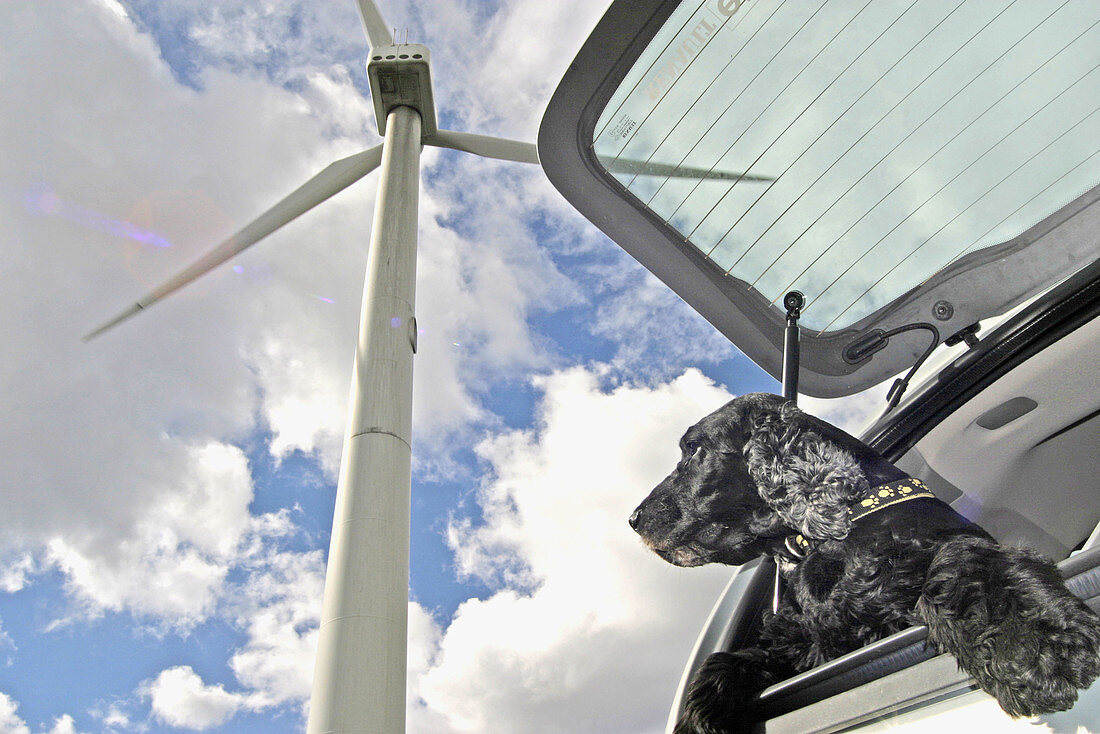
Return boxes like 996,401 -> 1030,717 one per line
630,393 -> 1100,734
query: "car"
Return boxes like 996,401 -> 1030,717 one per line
538,0 -> 1100,731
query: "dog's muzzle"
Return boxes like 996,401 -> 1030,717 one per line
628,494 -> 681,536
629,502 -> 707,566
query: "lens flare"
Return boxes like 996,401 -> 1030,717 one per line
24,182 -> 172,248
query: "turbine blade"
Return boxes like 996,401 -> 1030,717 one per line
597,156 -> 774,182
356,0 -> 392,48
426,129 -> 539,165
84,145 -> 384,340
83,303 -> 148,342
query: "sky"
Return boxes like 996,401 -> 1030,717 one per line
0,1 -> 888,732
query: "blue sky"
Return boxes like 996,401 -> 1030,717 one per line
0,1 -> 886,732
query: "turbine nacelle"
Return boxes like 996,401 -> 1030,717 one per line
367,44 -> 437,136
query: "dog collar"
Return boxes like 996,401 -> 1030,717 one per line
849,477 -> 937,522
779,478 -> 936,561
771,477 -> 938,613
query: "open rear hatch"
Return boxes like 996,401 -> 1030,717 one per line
539,0 -> 1100,397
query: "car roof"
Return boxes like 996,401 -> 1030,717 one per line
539,0 -> 1100,397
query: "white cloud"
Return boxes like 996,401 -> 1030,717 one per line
248,335 -> 347,473
798,380 -> 892,435
166,0 -> 368,87
90,515 -> 320,730
0,0 -> 305,626
226,541 -> 325,711
40,715 -> 86,734
408,159 -> 583,461
409,367 -> 739,734
94,703 -> 131,730
44,442 -> 253,628
144,666 -> 247,731
590,267 -> 737,376
0,694 -> 30,734
0,555 -> 33,594
414,0 -> 612,141
96,0 -> 130,21
0,621 -> 16,667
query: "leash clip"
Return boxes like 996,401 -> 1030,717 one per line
772,557 -> 783,614
772,535 -> 808,614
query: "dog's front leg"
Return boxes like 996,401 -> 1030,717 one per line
674,647 -> 790,734
917,535 -> 1100,717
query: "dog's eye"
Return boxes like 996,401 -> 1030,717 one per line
685,442 -> 703,459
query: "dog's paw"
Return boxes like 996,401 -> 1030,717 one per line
675,652 -> 762,734
975,600 -> 1100,717
920,537 -> 1100,717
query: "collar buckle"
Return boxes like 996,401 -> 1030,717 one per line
784,534 -> 809,560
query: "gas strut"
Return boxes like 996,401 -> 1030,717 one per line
781,291 -> 804,401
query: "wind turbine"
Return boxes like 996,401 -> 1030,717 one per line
84,1 -> 539,731
85,2 -> 774,731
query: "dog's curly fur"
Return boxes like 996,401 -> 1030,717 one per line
629,393 -> 1100,734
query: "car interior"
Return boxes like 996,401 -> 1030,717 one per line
897,313 -> 1100,562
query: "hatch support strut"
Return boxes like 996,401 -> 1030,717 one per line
781,291 -> 804,402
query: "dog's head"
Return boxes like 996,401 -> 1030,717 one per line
629,393 -> 877,567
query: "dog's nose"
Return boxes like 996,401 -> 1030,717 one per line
629,507 -> 642,531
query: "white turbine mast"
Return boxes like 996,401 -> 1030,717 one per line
86,1 -> 537,732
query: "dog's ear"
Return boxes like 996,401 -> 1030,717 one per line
739,396 -> 869,540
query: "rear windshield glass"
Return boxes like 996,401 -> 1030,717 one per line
593,0 -> 1100,332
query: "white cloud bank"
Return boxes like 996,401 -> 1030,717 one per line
2,0 -> 329,629
127,366 -> 744,733
407,367 -> 737,734
45,442 -> 254,628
